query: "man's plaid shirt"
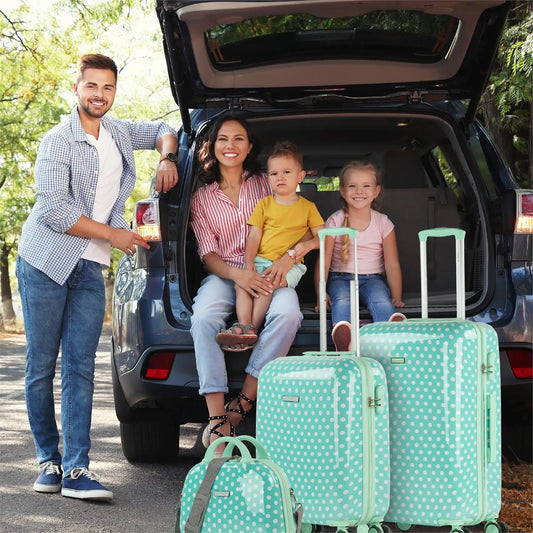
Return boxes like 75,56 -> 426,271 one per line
18,106 -> 177,285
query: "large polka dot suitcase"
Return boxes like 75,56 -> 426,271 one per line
257,228 -> 391,532
178,436 -> 304,533
360,229 -> 503,533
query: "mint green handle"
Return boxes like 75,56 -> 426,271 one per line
318,227 -> 358,241
203,436 -> 252,462
419,228 -> 465,242
223,435 -> 271,461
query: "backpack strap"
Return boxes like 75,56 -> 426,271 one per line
183,457 -> 235,533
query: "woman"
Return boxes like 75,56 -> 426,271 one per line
189,115 -> 303,450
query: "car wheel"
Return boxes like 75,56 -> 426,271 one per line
120,418 -> 180,463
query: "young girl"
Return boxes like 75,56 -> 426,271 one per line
316,160 -> 405,351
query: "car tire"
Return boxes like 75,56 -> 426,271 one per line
120,418 -> 180,463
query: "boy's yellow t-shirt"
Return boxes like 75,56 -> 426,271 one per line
247,195 -> 324,261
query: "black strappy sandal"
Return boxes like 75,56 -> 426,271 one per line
201,414 -> 235,449
225,392 -> 256,428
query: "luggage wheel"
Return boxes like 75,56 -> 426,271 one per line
396,524 -> 412,532
368,524 -> 392,533
484,521 -> 508,533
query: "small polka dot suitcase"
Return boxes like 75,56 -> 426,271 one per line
257,228 -> 391,532
359,229 -> 504,533
178,436 -> 304,533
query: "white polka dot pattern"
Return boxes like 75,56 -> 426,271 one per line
257,355 -> 390,527
180,460 -> 295,532
359,319 -> 502,527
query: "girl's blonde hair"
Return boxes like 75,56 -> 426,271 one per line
338,160 -> 381,264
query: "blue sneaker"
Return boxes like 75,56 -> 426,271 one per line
61,468 -> 113,501
33,461 -> 63,493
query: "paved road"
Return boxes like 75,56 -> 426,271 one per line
0,326 -> 496,533
0,324 -> 205,533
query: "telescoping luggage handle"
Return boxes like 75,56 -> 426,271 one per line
419,228 -> 466,320
318,227 -> 359,355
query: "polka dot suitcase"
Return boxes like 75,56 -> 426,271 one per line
257,228 -> 391,532
178,436 -> 304,533
359,229 -> 504,533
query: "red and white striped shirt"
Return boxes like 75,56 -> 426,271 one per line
190,173 -> 272,268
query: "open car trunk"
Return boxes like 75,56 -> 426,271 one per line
173,107 -> 493,329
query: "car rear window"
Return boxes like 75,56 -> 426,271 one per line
205,10 -> 459,70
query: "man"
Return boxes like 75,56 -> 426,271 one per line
16,54 -> 178,501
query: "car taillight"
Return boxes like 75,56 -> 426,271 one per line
515,190 -> 533,234
144,351 -> 175,380
507,349 -> 533,379
134,199 -> 161,241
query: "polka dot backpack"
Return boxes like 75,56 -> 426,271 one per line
178,436 -> 304,533
359,229 -> 505,533
257,228 -> 391,533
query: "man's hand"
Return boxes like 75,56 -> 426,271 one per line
109,228 -> 149,256
156,159 -> 179,193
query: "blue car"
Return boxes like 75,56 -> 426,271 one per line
112,0 -> 532,462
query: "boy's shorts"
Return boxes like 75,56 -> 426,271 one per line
254,256 -> 307,289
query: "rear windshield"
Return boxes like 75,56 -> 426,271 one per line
205,10 -> 459,70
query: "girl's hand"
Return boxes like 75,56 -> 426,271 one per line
234,268 -> 273,297
314,293 -> 332,313
263,253 -> 293,287
392,298 -> 405,308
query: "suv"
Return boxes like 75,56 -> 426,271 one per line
112,0 -> 532,462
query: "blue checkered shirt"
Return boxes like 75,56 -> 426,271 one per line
18,106 -> 177,285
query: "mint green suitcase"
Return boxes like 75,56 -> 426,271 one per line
359,228 -> 504,533
178,436 -> 303,533
257,228 -> 391,533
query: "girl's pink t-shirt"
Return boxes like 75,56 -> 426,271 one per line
325,209 -> 394,275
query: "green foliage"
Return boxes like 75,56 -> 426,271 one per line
480,2 -> 532,188
0,0 -> 179,316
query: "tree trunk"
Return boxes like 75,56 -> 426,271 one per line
0,239 -> 16,330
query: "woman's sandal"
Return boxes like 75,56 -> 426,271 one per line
220,343 -> 255,352
202,414 -> 235,449
225,391 -> 256,428
216,323 -> 258,347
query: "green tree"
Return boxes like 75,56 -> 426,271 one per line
479,1 -> 532,188
0,0 -> 178,329
0,4 -> 74,328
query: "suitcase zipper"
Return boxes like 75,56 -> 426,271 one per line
472,323 -> 489,525
354,357 -> 377,525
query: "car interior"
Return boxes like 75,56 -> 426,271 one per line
181,112 -> 486,321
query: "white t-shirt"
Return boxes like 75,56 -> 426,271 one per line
325,209 -> 394,275
81,125 -> 123,266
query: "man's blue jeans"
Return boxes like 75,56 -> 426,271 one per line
16,256 -> 105,476
327,272 -> 396,324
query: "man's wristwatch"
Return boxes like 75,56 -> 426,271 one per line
160,152 -> 178,164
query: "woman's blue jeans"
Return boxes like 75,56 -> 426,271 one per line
191,274 -> 303,395
16,256 -> 105,476
327,272 -> 396,324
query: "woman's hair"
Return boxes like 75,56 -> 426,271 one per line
197,114 -> 261,184
338,160 -> 382,264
